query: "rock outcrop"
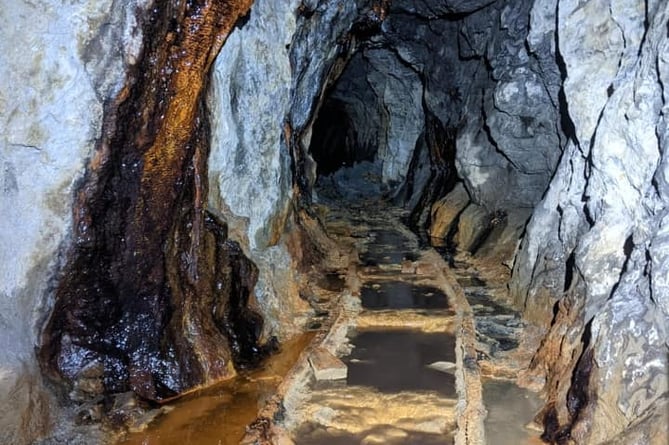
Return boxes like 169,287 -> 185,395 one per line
208,0 -> 369,337
0,1 -> 149,442
39,0 -> 268,405
510,1 -> 669,442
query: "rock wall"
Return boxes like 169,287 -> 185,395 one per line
0,1 -> 148,442
209,0 -> 372,336
511,0 -> 669,442
398,0 -> 563,258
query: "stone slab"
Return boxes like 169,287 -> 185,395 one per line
308,348 -> 347,381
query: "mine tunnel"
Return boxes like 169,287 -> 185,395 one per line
1,0 -> 668,444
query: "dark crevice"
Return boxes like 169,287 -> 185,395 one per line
607,234 -> 635,301
566,325 -> 594,420
563,250 -> 576,292
406,112 -> 459,235
541,320 -> 595,445
553,11 -> 578,145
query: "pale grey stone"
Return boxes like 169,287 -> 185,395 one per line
0,0 -> 149,442
309,347 -> 348,381
511,1 -> 669,441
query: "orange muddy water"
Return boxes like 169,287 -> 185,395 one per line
119,334 -> 314,445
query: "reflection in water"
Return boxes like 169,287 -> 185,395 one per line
360,281 -> 450,309
119,334 -> 314,445
359,229 -> 418,266
346,329 -> 457,397
296,423 -> 452,445
483,379 -> 543,445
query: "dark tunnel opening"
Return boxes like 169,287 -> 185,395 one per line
309,98 -> 377,177
304,0 -> 563,261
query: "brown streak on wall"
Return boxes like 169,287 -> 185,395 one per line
39,0 -> 259,403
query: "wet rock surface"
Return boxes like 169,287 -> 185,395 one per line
38,0 -> 267,406
455,268 -> 524,358
286,198 -> 463,444
1,0 -> 150,442
277,196 -> 544,445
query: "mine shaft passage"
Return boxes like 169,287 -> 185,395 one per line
8,1 -> 665,445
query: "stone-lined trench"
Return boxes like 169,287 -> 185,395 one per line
1,0 -> 668,445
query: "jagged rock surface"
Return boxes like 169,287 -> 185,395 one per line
39,0 -> 266,406
209,0 -> 370,337
511,1 -> 669,443
0,1 -> 148,443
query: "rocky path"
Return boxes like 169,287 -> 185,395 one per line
249,197 -> 544,445
291,204 -> 462,444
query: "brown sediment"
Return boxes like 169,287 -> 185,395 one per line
118,333 -> 314,445
518,290 -> 591,444
39,0 -> 262,403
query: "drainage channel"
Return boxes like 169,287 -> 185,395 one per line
280,204 -> 470,445
118,334 -> 314,445
114,199 -> 541,445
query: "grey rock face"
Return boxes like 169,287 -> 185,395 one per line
209,0 -> 367,337
0,0 -> 148,442
454,0 -> 562,211
512,1 -> 669,442
209,0 -> 298,252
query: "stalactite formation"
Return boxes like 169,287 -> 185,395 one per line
38,0 -> 270,403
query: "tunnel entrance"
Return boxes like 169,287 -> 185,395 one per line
309,98 -> 377,177
308,48 -> 428,203
307,43 -> 462,242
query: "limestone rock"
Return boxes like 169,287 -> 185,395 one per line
0,0 -> 148,442
309,347 -> 348,381
429,183 -> 470,240
209,0 -> 365,338
453,204 -> 488,253
511,1 -> 669,442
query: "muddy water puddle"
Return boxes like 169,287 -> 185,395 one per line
361,281 -> 450,310
345,329 -> 457,397
119,334 -> 313,445
293,329 -> 458,445
359,229 -> 419,266
483,379 -> 543,445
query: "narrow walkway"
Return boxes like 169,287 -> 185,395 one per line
271,195 -> 543,445
293,203 -> 461,444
